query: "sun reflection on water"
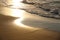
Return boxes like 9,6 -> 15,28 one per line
11,9 -> 25,17
10,0 -> 38,29
11,0 -> 34,28
11,0 -> 25,27
11,0 -> 24,8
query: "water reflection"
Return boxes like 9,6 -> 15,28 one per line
0,0 -> 29,28
0,0 -> 25,17
11,0 -> 23,8
11,9 -> 25,17
1,0 -> 38,29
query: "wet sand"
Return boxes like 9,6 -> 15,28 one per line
0,13 -> 60,40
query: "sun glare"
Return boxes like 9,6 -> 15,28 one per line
11,0 -> 31,28
11,0 -> 37,29
10,0 -> 25,17
11,9 -> 25,17
12,0 -> 24,8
